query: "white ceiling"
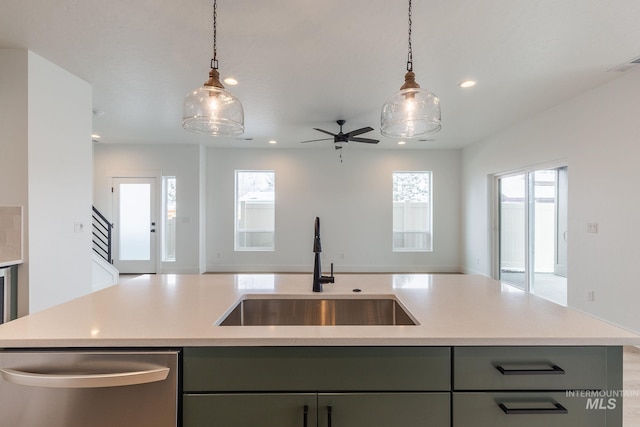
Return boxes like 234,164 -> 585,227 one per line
2,0 -> 640,149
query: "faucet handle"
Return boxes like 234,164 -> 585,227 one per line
321,263 -> 335,284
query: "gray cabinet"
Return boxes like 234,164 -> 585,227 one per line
452,346 -> 622,427
183,392 -> 450,427
183,347 -> 451,427
183,346 -> 450,392
182,346 -> 622,427
453,346 -> 609,390
183,393 -> 317,427
453,392 -> 606,427
317,393 -> 450,427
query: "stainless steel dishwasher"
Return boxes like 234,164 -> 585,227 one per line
0,350 -> 178,427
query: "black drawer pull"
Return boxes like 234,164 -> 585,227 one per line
495,364 -> 565,375
327,405 -> 332,427
303,405 -> 308,427
498,401 -> 568,415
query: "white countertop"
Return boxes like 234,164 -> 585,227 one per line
0,261 -> 21,268
0,273 -> 638,348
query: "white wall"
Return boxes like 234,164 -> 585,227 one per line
27,52 -> 93,313
93,144 -> 203,274
198,145 -> 207,273
207,148 -> 461,273
94,145 -> 461,274
461,69 -> 640,333
0,49 -> 29,315
0,50 -> 93,315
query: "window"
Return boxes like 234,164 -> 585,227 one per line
235,171 -> 275,251
162,176 -> 176,262
393,171 -> 432,252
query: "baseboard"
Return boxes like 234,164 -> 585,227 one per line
205,264 -> 462,274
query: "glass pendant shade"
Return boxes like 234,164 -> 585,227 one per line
381,72 -> 441,138
183,69 -> 244,136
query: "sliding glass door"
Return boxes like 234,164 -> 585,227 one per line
498,173 -> 527,290
497,166 -> 568,305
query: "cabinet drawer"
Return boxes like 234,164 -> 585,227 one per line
453,392 -> 619,427
454,346 -> 610,391
184,346 -> 450,392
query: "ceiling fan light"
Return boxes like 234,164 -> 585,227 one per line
381,86 -> 441,138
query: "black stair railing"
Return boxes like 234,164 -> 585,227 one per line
92,206 -> 113,264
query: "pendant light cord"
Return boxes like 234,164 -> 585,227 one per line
407,0 -> 413,72
211,0 -> 218,70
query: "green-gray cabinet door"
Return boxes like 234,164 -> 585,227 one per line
317,393 -> 450,427
183,393 -> 317,427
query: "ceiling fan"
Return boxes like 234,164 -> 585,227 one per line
300,120 -> 379,150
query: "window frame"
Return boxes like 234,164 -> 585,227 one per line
234,170 -> 276,252
392,171 -> 433,253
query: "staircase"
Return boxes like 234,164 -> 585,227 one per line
91,206 -> 118,290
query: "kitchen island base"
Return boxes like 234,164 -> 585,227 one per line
182,345 -> 622,427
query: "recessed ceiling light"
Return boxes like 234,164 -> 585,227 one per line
398,140 -> 406,145
91,134 -> 101,140
268,140 -> 277,144
224,77 -> 238,86
459,80 -> 477,88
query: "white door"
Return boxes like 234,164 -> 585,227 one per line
112,177 -> 157,274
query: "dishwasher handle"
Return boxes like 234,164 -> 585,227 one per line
0,366 -> 170,389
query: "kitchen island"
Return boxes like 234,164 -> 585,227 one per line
0,273 -> 637,347
0,273 -> 638,426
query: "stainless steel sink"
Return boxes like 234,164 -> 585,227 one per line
218,297 -> 416,326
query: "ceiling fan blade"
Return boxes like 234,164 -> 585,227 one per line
349,137 -> 379,144
313,128 -> 337,137
300,138 -> 333,143
345,126 -> 374,138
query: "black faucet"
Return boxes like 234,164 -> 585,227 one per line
313,217 -> 334,292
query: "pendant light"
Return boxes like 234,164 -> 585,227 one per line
381,0 -> 441,138
182,0 -> 244,136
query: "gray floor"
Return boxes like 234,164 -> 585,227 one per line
500,271 -> 567,306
